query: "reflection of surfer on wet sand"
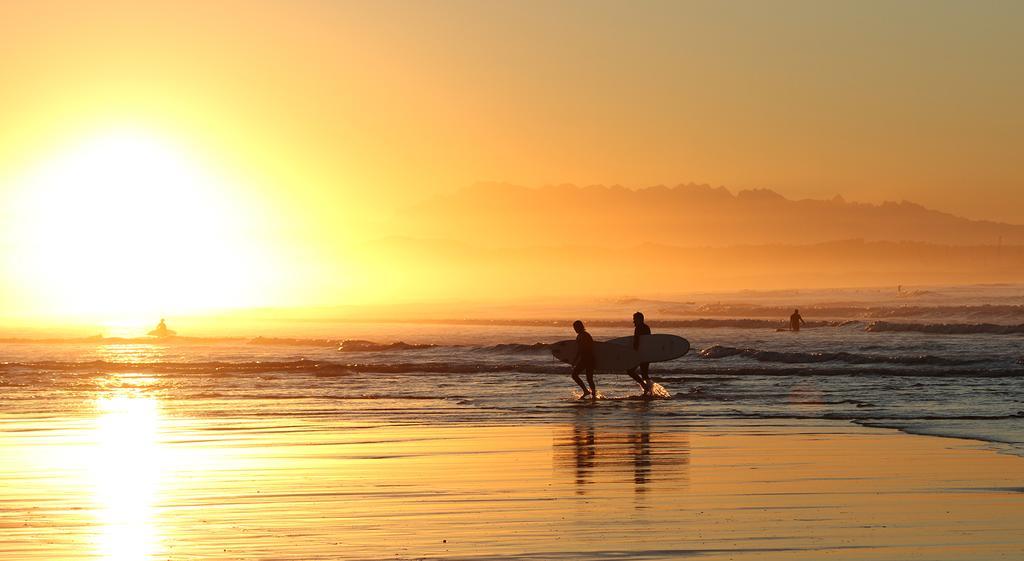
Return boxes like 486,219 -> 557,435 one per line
553,411 -> 690,498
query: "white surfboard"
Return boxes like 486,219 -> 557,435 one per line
607,334 -> 690,363
550,340 -> 643,371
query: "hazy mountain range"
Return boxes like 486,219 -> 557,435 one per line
340,183 -> 1024,299
356,236 -> 1021,299
400,183 -> 1023,247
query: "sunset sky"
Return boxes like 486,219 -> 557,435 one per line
1,1 -> 1021,323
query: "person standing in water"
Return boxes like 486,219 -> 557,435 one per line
626,312 -> 653,395
790,309 -> 805,332
571,320 -> 597,399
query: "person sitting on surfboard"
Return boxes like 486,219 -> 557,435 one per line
790,309 -> 805,332
571,320 -> 597,399
148,318 -> 176,338
626,311 -> 653,395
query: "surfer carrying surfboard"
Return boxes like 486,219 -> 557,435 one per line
626,312 -> 653,395
570,320 -> 597,399
550,323 -> 688,398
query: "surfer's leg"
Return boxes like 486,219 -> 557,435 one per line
640,363 -> 652,394
571,364 -> 590,396
585,368 -> 596,398
626,366 -> 646,391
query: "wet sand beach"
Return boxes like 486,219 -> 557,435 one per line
3,398 -> 1023,561
3,1 -> 1023,559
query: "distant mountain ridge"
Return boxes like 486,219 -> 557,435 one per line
402,183 -> 1024,247
355,237 -> 1024,299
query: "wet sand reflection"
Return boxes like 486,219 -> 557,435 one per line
554,405 -> 690,503
90,396 -> 163,561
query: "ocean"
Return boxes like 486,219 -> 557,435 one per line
3,310 -> 1022,456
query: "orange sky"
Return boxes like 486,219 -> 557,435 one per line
0,1 -> 1021,323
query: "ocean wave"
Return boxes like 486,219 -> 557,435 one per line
665,304 -> 1024,322
3,359 -> 1022,378
0,359 -> 568,376
865,321 -> 1024,335
696,345 -> 983,366
337,339 -> 437,352
186,391 -> 454,401
473,343 -> 551,354
0,359 -> 354,376
647,319 -> 838,329
0,335 -> 441,349
249,337 -> 341,347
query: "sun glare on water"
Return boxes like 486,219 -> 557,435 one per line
7,128 -> 272,321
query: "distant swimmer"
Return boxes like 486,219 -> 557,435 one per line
148,318 -> 176,338
625,312 -> 653,396
570,320 -> 597,399
789,309 -> 805,332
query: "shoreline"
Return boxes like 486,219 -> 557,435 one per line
3,413 -> 1022,560
856,418 -> 1024,457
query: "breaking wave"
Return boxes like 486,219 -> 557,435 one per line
865,322 -> 1024,335
337,339 -> 438,352
697,345 -> 985,366
669,304 -> 1024,321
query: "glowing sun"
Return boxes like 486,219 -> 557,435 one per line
8,128 -> 270,320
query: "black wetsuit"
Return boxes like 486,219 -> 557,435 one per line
626,322 -> 652,392
634,323 -> 651,349
572,330 -> 597,396
575,331 -> 595,370
633,322 -> 651,374
790,313 -> 804,332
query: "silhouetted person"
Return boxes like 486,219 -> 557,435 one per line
571,320 -> 597,399
149,318 -> 175,338
625,311 -> 653,395
790,309 -> 805,332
